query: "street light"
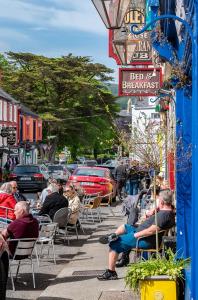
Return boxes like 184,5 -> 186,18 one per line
91,0 -> 131,29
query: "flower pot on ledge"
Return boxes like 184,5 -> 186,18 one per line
140,275 -> 177,300
125,250 -> 190,300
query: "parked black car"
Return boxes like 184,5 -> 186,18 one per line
0,235 -> 9,300
9,164 -> 49,191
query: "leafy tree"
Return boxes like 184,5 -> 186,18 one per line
0,52 -> 120,160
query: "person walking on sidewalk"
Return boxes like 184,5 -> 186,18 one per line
114,160 -> 127,200
97,190 -> 175,280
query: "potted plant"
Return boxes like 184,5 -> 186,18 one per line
125,249 -> 190,300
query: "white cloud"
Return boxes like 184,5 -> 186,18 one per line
0,0 -> 107,35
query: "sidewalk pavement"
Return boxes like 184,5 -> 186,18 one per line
37,204 -> 140,300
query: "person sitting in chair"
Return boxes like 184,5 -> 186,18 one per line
97,190 -> 175,280
39,184 -> 68,220
64,184 -> 81,226
1,201 -> 39,257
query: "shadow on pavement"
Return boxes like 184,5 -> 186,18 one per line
7,272 -> 57,291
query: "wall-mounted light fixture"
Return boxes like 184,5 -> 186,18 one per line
91,0 -> 130,29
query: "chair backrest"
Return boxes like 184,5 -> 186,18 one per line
100,193 -> 113,206
39,222 -> 57,239
91,196 -> 102,209
0,206 -> 14,223
10,238 -> 37,260
53,207 -> 71,228
136,229 -> 169,251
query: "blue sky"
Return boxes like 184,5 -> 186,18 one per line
0,0 -> 118,81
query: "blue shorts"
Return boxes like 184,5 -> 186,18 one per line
109,224 -> 152,254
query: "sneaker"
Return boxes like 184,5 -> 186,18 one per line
97,269 -> 118,280
99,233 -> 118,244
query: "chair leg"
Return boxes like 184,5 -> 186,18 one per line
108,205 -> 115,216
90,210 -> 94,223
75,225 -> 79,240
10,267 -> 15,291
52,240 -> 56,264
97,208 -> 101,222
34,245 -> 40,267
78,219 -> 85,234
64,228 -> 70,245
15,261 -> 21,280
31,257 -> 36,288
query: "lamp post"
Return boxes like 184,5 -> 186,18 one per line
91,0 -> 131,29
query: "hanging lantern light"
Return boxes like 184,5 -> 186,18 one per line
91,0 -> 131,29
113,37 -> 138,65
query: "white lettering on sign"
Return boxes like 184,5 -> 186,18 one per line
119,69 -> 162,96
130,73 -> 144,80
122,81 -> 160,89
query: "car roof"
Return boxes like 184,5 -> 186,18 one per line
76,166 -> 108,171
15,164 -> 40,167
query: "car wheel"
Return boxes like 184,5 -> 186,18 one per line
0,252 -> 9,300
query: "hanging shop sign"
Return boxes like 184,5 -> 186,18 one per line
0,127 -> 17,145
1,127 -> 9,137
109,0 -> 153,65
119,68 -> 162,96
7,133 -> 16,146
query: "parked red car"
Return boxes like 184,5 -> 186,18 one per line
67,166 -> 116,198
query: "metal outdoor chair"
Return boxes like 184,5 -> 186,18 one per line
99,192 -> 115,216
53,207 -> 72,244
8,238 -> 37,291
82,195 -> 102,223
132,229 -> 169,262
35,222 -> 58,266
0,206 -> 14,228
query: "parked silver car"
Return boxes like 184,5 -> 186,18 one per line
47,165 -> 71,182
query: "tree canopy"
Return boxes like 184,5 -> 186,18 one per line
0,52 -> 120,159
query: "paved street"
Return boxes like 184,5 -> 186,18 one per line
6,203 -> 140,300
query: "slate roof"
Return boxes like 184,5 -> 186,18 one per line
0,87 -> 39,118
0,87 -> 19,104
20,103 -> 39,118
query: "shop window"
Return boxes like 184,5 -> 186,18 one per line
0,101 -> 2,121
3,102 -> 7,121
9,104 -> 12,122
14,106 -> 17,122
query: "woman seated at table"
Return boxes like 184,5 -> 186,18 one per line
64,185 -> 81,225
0,183 -> 16,222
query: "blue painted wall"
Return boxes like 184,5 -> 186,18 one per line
176,89 -> 192,259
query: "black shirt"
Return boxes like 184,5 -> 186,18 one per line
137,210 -> 175,232
136,210 -> 175,247
39,192 -> 68,220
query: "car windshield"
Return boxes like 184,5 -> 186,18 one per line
14,166 -> 40,174
75,168 -> 105,177
48,165 -> 63,171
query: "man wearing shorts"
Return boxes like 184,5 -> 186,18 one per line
97,190 -> 175,280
